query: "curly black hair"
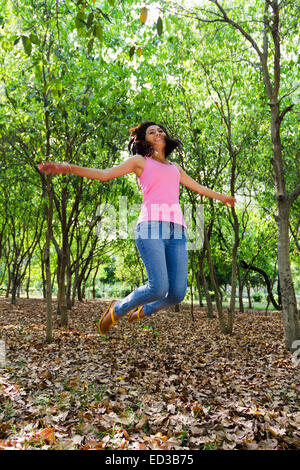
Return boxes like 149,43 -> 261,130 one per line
128,121 -> 182,158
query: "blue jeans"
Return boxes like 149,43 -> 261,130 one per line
114,221 -> 188,317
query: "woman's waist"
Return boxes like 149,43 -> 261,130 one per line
137,205 -> 186,229
135,220 -> 187,240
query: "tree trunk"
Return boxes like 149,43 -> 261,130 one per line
58,185 -> 68,326
200,266 -> 214,318
45,176 -> 53,343
11,276 -> 17,305
195,272 -> 204,307
237,265 -> 244,313
77,278 -> 83,302
276,199 -> 300,350
40,246 -> 46,299
5,272 -> 10,298
92,265 -> 99,299
246,280 -> 252,309
204,226 -> 227,333
198,242 -> 214,318
277,274 -> 282,310
190,265 -> 195,321
270,96 -> 300,349
228,224 -> 239,332
66,256 -> 72,308
26,266 -> 30,299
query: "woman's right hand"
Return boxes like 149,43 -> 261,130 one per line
38,162 -> 72,175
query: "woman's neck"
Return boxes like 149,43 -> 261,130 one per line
152,149 -> 166,162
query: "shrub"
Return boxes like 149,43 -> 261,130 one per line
252,293 -> 262,302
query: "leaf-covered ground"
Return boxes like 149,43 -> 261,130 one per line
0,297 -> 299,450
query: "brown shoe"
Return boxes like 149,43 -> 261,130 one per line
98,300 -> 120,335
128,306 -> 146,323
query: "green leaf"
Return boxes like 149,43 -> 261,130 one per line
21,36 -> 32,56
87,38 -> 94,54
75,12 -> 86,29
34,65 -> 42,81
87,12 -> 94,29
29,33 -> 40,45
129,46 -> 135,58
157,17 -> 163,36
93,24 -> 103,42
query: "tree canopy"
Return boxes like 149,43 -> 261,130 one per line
0,0 -> 299,349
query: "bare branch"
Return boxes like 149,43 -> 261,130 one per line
288,183 -> 300,208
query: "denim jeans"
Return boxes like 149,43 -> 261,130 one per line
114,221 -> 188,317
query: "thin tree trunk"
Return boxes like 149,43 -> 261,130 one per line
246,280 -> 252,309
92,265 -> 99,299
198,238 -> 214,317
204,226 -> 227,332
195,272 -> 204,307
238,265 -> 244,313
43,42 -> 53,342
5,271 -> 11,298
190,264 -> 195,321
26,261 -> 31,299
277,274 -> 282,310
66,255 -> 72,308
40,245 -> 46,299
200,264 -> 214,318
11,277 -> 17,305
58,185 -> 68,326
45,176 -> 53,343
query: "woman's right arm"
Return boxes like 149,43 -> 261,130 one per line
38,155 -> 144,181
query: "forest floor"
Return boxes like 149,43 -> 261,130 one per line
0,297 -> 299,451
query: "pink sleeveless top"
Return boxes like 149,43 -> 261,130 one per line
136,156 -> 186,228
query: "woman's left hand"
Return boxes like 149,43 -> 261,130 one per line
222,195 -> 236,207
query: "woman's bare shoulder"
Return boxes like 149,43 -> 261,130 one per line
127,154 -> 146,177
173,162 -> 184,173
131,154 -> 145,163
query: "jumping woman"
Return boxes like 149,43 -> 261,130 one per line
39,121 -> 236,334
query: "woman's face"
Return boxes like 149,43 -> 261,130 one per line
145,125 -> 166,149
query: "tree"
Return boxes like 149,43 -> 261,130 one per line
159,0 -> 299,349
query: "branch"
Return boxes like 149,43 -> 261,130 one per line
289,221 -> 300,254
279,84 -> 300,103
278,103 -> 295,123
208,1 -> 273,98
288,183 -> 300,208
211,0 -> 263,58
240,259 -> 280,310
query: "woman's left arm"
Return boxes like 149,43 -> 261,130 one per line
175,163 -> 236,207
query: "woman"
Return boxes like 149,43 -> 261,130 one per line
39,121 -> 236,334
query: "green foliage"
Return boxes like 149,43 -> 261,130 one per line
252,293 -> 262,302
0,0 -> 298,307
